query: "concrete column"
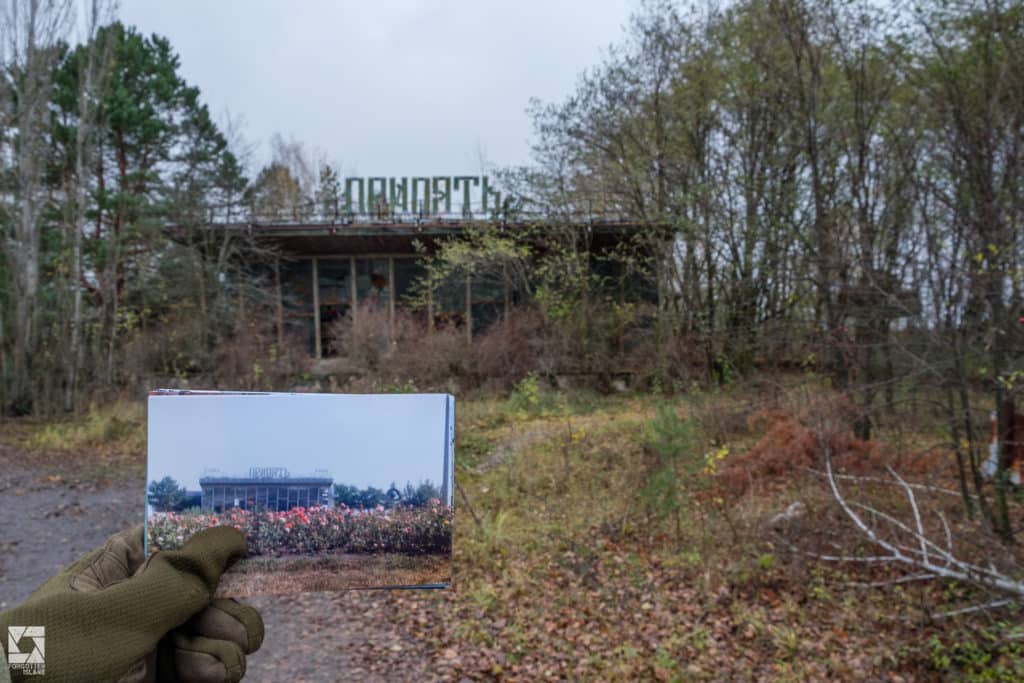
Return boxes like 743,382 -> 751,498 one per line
465,274 -> 472,343
274,257 -> 284,350
349,256 -> 358,326
427,284 -> 434,333
388,256 -> 396,342
312,257 -> 322,359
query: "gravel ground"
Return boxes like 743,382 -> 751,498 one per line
0,445 -> 442,682
0,447 -> 138,610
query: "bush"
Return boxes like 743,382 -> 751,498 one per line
27,401 -> 144,453
333,480 -> 441,509
640,404 -> 705,522
508,373 -> 541,413
121,305 -> 307,392
149,502 -> 453,557
716,401 -> 888,499
467,308 -> 548,385
327,305 -> 467,391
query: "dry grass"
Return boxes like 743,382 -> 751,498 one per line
0,400 -> 146,481
24,400 -> 145,454
216,553 -> 451,597
7,380 -> 1023,678
432,386 -> 1024,680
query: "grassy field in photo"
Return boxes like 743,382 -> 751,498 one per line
217,553 -> 450,596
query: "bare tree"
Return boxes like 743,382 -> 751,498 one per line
63,0 -> 115,411
1,0 -> 73,413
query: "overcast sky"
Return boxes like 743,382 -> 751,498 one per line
147,393 -> 451,495
118,1 -> 637,178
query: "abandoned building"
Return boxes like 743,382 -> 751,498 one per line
199,468 -> 334,512
213,175 -> 651,358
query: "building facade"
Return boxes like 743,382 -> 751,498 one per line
253,220 -> 645,358
199,468 -> 334,513
204,177 -> 651,358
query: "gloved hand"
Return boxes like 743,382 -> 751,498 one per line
0,525 -> 263,683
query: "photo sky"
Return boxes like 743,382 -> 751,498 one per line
147,393 -> 451,493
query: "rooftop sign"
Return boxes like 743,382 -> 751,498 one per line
341,175 -> 502,215
249,466 -> 290,479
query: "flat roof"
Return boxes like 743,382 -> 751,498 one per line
172,217 -> 651,256
199,477 -> 334,486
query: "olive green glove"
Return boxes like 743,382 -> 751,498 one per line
0,525 -> 263,683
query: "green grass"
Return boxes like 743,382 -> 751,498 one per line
10,400 -> 148,481
26,401 -> 145,454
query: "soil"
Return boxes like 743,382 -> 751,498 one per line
0,444 -> 441,682
0,444 -> 139,610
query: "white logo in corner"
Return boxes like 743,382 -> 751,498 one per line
7,626 -> 45,676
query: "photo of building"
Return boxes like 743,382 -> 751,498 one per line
146,390 -> 454,594
198,468 -> 335,512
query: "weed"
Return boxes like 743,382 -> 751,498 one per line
456,432 -> 495,469
930,628 -> 1024,682
653,648 -> 681,679
383,378 -> 419,393
27,401 -> 144,454
680,625 -> 711,652
769,624 -> 802,660
508,373 -> 541,414
469,580 -> 500,614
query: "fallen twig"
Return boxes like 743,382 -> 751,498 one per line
821,443 -> 1024,598
802,467 -> 973,500
844,572 -> 938,588
930,600 -> 1015,620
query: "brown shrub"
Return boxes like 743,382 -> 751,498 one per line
326,305 -> 573,393
120,305 -> 306,392
326,305 -> 467,391
212,314 -> 309,390
718,402 -> 890,499
466,308 -> 547,387
320,297 -> 766,394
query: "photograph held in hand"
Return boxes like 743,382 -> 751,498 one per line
146,390 -> 454,596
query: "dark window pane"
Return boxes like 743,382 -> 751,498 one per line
317,259 -> 352,354
472,302 -> 503,334
355,258 -> 390,311
434,276 -> 465,314
284,317 -> 315,355
281,259 -> 314,314
469,275 -> 504,303
393,257 -> 426,304
317,259 -> 352,307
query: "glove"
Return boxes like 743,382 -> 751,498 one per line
0,525 -> 263,683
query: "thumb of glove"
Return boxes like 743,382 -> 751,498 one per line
1,526 -> 247,683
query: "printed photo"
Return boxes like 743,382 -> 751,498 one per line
146,390 -> 454,595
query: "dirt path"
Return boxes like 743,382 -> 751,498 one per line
480,423 -> 552,472
478,410 -> 627,472
0,445 -> 139,610
0,445 -> 439,682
